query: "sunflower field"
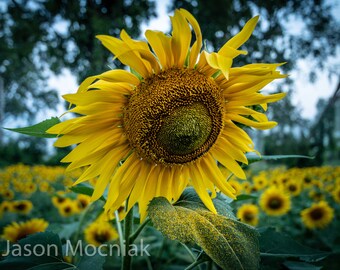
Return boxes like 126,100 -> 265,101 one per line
1,3 -> 340,270
0,163 -> 339,269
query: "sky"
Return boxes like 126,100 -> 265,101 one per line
47,0 -> 339,121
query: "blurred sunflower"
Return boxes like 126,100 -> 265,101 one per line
84,221 -> 118,246
0,201 -> 13,215
47,9 -> 286,220
259,187 -> 290,216
236,204 -> 259,226
76,194 -> 91,210
2,218 -> 48,242
229,180 -> 242,196
52,195 -> 67,207
12,200 -> 33,215
332,186 -> 340,203
253,175 -> 268,190
57,199 -> 79,217
301,201 -> 334,229
284,180 -> 302,197
2,190 -> 14,200
39,181 -> 50,192
302,175 -> 313,188
26,183 -> 37,194
308,189 -> 324,201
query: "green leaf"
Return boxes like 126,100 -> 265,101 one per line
246,153 -> 314,165
259,228 -> 329,262
27,262 -> 77,270
58,222 -> 80,240
76,252 -> 106,270
69,183 -> 106,202
0,231 -> 66,270
176,187 -> 236,220
148,195 -> 259,270
4,117 -> 60,138
283,261 -> 322,270
236,194 -> 257,201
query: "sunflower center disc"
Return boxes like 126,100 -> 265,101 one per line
124,68 -> 223,165
157,103 -> 212,155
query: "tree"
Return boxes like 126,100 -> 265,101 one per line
0,0 -> 156,163
170,0 -> 339,166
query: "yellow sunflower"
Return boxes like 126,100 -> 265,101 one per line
2,218 -> 48,242
51,195 -> 67,207
0,200 -> 13,214
84,221 -> 118,246
12,200 -> 33,215
57,199 -> 79,217
332,186 -> 340,203
229,180 -> 242,196
47,9 -> 286,220
284,180 -> 302,197
236,204 -> 259,226
76,194 -> 92,210
301,201 -> 334,229
259,187 -> 291,216
1,189 -> 14,200
253,175 -> 268,190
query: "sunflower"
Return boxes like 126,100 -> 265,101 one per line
259,187 -> 291,216
2,218 -> 48,242
12,200 -> 33,215
52,195 -> 67,207
236,204 -> 259,226
76,194 -> 91,210
301,201 -> 334,229
284,180 -> 302,197
1,189 -> 14,200
39,181 -> 50,192
308,189 -> 324,201
0,201 -> 13,215
332,186 -> 340,203
57,199 -> 79,217
47,9 -> 286,220
84,221 -> 118,246
229,180 -> 242,196
253,175 -> 268,190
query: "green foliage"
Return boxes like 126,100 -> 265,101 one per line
0,137 -> 47,167
0,232 -> 65,270
259,228 -> 330,270
171,0 -> 339,75
69,183 -> 106,202
4,117 -> 60,138
148,190 -> 260,270
259,228 -> 329,262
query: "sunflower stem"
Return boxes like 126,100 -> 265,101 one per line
114,210 -> 124,256
129,217 -> 150,242
72,204 -> 92,264
181,243 -> 203,270
121,206 -> 134,270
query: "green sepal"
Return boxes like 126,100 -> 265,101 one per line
4,117 -> 60,138
246,153 -> 314,165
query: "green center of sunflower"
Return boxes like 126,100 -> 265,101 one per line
157,103 -> 212,155
124,68 -> 223,165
